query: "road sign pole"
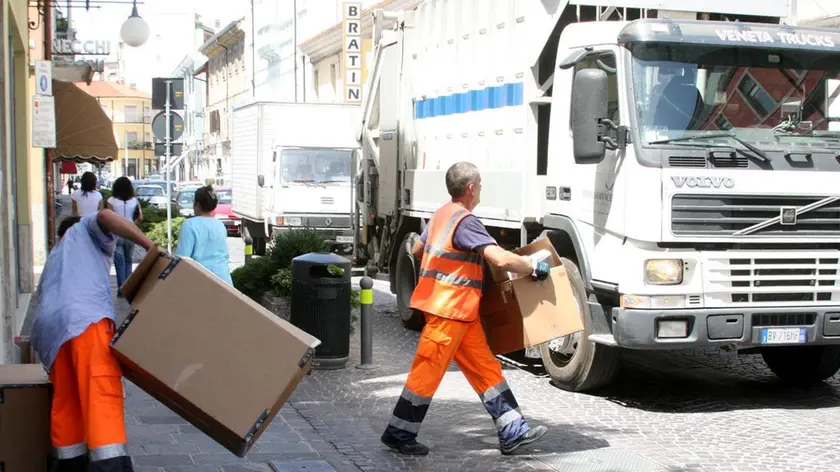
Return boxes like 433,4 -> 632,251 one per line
165,79 -> 172,253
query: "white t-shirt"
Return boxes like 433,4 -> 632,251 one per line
71,189 -> 103,217
108,197 -> 140,222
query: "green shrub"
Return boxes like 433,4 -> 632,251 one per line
139,201 -> 180,233
269,268 -> 293,298
147,217 -> 184,249
266,227 -> 330,270
231,256 -> 276,300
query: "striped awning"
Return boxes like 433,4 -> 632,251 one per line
51,79 -> 119,163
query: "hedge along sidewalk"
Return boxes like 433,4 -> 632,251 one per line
231,228 -> 361,327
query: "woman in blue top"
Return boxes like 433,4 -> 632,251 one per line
175,186 -> 233,285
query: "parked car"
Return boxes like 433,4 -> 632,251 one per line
175,187 -> 197,217
135,185 -> 170,209
140,180 -> 178,197
212,187 -> 240,237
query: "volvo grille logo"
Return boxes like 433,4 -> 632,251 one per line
671,176 -> 735,189
780,207 -> 797,225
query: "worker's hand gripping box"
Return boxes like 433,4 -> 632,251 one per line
479,239 -> 584,355
111,247 -> 321,458
0,364 -> 51,471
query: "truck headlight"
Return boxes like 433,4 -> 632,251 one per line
644,259 -> 683,285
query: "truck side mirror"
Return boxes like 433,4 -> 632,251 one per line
571,68 -> 608,164
257,175 -> 265,187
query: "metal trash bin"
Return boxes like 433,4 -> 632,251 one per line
290,252 -> 352,369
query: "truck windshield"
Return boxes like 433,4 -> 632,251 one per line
280,149 -> 353,184
631,43 -> 840,148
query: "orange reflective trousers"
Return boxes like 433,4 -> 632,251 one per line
49,318 -> 133,471
384,313 -> 530,446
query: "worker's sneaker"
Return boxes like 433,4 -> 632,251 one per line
381,431 -> 430,456
500,425 -> 548,455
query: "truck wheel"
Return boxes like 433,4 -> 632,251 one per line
395,232 -> 425,331
538,257 -> 620,392
761,345 -> 840,384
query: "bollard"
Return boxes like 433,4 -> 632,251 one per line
356,276 -> 376,370
244,235 -> 253,263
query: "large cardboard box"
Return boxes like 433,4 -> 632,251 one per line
480,239 -> 585,355
111,247 -> 321,458
0,364 -> 51,471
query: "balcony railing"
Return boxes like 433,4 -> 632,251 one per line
127,141 -> 153,150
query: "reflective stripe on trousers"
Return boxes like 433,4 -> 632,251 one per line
50,319 -> 132,470
384,313 -> 531,445
479,380 -> 529,446
53,442 -> 87,459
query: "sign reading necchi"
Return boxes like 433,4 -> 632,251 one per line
343,2 -> 363,104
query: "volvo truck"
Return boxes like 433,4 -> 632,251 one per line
356,0 -> 840,391
231,101 -> 360,256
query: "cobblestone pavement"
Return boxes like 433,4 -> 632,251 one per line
113,236 -> 840,472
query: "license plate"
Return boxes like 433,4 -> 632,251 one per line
760,327 -> 807,345
284,217 -> 302,226
336,236 -> 354,243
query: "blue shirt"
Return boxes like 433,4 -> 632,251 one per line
175,216 -> 233,286
420,214 -> 497,251
32,214 -> 117,370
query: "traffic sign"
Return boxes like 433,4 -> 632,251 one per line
35,60 -> 52,96
152,77 -> 184,110
152,111 -> 184,141
155,142 -> 183,157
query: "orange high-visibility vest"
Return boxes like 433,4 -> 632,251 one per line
410,202 -> 484,321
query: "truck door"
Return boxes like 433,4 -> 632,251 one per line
568,48 -> 626,241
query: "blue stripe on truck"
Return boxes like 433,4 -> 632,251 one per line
414,82 -> 524,119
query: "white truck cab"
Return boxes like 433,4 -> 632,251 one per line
231,101 -> 360,255
358,0 -> 840,392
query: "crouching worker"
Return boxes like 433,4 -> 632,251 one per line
32,210 -> 155,472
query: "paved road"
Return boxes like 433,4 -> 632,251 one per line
119,237 -> 840,472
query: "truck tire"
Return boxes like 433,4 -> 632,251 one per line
395,232 -> 425,331
538,257 -> 620,392
761,345 -> 840,384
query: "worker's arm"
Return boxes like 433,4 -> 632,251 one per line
478,245 -> 536,277
96,209 -> 155,251
411,239 -> 424,259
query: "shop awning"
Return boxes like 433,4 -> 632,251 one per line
51,79 -> 118,163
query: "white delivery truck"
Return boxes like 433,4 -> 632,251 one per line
232,101 -> 360,256
357,0 -> 840,392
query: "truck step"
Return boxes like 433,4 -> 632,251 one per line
588,334 -> 619,346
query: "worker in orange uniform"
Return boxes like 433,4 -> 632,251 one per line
381,162 -> 550,456
32,210 -> 155,471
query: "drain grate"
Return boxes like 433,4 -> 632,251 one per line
268,460 -> 337,472
537,448 -> 667,472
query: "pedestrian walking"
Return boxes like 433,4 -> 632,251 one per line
71,172 -> 103,217
106,176 -> 143,298
66,177 -> 74,195
381,162 -> 550,456
175,185 -> 233,285
31,209 -> 155,471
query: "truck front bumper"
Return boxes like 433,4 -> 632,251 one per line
611,306 -> 840,349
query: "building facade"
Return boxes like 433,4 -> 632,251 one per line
76,82 -> 155,180
171,51 -> 210,182
198,19 -> 249,186
299,0 -> 420,104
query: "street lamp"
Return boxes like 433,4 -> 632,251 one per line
120,0 -> 149,48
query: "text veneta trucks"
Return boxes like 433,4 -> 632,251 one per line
356,0 -> 840,391
231,101 -> 360,256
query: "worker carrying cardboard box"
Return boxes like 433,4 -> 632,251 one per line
31,210 -> 155,472
381,162 -> 550,456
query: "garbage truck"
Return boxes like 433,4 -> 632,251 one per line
231,101 -> 360,256
356,0 -> 840,392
